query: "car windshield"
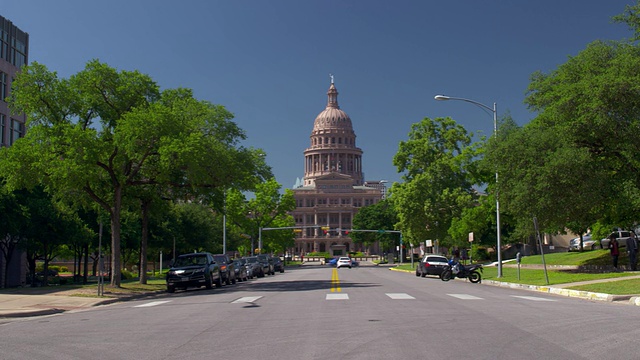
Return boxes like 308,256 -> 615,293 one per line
174,255 -> 208,267
245,257 -> 258,263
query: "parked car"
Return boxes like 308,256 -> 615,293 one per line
272,256 -> 285,273
244,256 -> 264,278
415,255 -> 449,277
166,252 -> 221,293
232,259 -> 249,282
336,257 -> 352,269
568,234 -> 599,251
256,254 -> 275,275
327,257 -> 339,266
600,231 -> 636,249
213,254 -> 236,285
235,258 -> 254,280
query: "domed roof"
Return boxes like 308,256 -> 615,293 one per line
313,82 -> 354,132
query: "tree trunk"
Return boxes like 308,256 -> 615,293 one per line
139,199 -> 150,284
83,243 -> 89,284
110,186 -> 122,287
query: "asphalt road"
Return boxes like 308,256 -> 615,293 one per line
1,265 -> 639,360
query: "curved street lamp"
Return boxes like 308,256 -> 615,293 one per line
434,94 -> 502,278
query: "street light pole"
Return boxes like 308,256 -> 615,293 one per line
434,94 -> 502,278
223,188 -> 227,255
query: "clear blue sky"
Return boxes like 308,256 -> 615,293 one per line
2,1 -> 635,188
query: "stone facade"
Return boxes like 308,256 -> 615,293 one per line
291,80 -> 383,256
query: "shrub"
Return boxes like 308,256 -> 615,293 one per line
471,245 -> 491,261
120,269 -> 135,280
307,251 -> 332,259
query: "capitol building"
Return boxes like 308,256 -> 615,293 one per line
291,79 -> 384,256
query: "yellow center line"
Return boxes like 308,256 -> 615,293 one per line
331,268 -> 341,292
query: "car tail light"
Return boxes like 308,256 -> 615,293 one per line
220,265 -> 227,271
424,263 -> 430,267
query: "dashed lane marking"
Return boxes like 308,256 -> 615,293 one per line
447,294 -> 483,300
386,293 -> 415,300
134,300 -> 172,308
231,296 -> 263,304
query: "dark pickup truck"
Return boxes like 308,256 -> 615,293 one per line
166,252 -> 221,293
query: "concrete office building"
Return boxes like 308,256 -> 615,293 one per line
291,79 -> 384,256
0,14 -> 28,287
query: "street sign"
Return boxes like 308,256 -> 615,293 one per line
425,240 -> 433,247
468,232 -> 474,242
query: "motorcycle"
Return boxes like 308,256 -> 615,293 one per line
439,260 -> 483,283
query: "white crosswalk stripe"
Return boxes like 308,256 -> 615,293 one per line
386,293 -> 415,300
447,294 -> 483,300
511,295 -> 556,302
326,293 -> 349,300
134,300 -> 172,308
232,296 -> 263,304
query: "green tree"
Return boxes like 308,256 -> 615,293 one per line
487,121 -> 610,247
391,117 -> 481,248
613,1 -> 640,41
4,61 -> 268,286
351,199 -> 398,254
226,178 -> 296,255
521,7 -> 640,232
169,202 -> 219,255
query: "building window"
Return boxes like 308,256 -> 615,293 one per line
331,137 -> 335,144
0,72 -> 6,101
9,118 -> 24,145
0,114 -> 5,146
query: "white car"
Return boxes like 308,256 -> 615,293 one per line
568,234 -> 599,251
336,257 -> 352,269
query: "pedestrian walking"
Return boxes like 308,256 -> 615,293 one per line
608,234 -> 620,270
626,232 -> 638,271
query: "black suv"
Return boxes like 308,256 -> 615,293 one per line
272,256 -> 285,273
213,254 -> 236,285
256,254 -> 275,275
166,252 -> 221,293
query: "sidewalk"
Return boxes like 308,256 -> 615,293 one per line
0,286 -> 163,319
0,293 -> 116,318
